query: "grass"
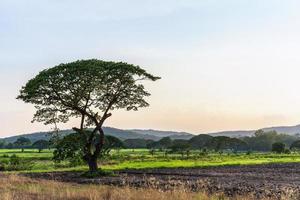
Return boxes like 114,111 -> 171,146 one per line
1,149 -> 300,172
0,174 -> 270,200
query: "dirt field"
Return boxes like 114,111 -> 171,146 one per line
24,163 -> 300,199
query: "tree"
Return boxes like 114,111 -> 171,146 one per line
14,137 -> 31,152
53,132 -> 124,165
242,130 -> 298,152
170,140 -> 191,158
158,137 -> 173,149
32,140 -> 49,153
272,142 -> 285,153
290,140 -> 300,151
102,135 -> 124,155
17,59 -> 160,172
125,139 -> 154,149
0,140 -> 6,149
189,134 -> 213,149
146,137 -> 172,150
204,136 -> 248,152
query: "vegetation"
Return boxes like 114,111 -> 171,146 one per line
1,148 -> 300,173
13,137 -> 31,152
290,140 -> 300,150
17,59 -> 160,172
272,142 -> 286,153
53,132 -> 124,166
32,140 -> 49,153
0,174 -> 263,200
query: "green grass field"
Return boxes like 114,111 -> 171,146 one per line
1,149 -> 300,173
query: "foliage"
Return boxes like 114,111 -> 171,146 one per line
0,154 -> 33,171
189,134 -> 213,149
147,137 -> 173,150
272,142 -> 286,153
0,140 -> 6,148
290,140 -> 300,151
32,140 -> 49,152
14,137 -> 31,152
205,136 -> 248,151
102,135 -> 124,155
53,131 -> 124,167
242,130 -> 299,151
17,59 -> 160,172
124,139 -> 154,149
170,140 -> 191,157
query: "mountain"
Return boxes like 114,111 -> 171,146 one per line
1,127 -> 173,143
208,124 -> 300,138
130,129 -> 193,140
3,124 -> 300,143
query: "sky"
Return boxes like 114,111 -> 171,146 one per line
1,0 -> 300,137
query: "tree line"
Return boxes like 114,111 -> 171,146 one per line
2,129 -> 300,154
123,130 -> 300,153
0,137 -> 49,152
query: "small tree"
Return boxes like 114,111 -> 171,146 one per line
17,59 -> 160,172
290,140 -> 300,151
32,140 -> 49,153
53,132 -> 124,166
272,142 -> 285,153
158,137 -> 172,150
14,137 -> 31,152
102,135 -> 124,155
170,140 -> 191,158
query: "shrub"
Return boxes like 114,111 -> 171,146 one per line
272,142 -> 285,153
284,149 -> 291,154
0,155 -> 33,171
290,140 -> 300,151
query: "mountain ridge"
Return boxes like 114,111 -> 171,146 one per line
2,124 -> 300,143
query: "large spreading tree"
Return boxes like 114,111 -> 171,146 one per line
17,59 -> 160,172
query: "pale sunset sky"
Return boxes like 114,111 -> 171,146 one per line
1,0 -> 300,137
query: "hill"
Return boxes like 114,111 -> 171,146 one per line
208,124 -> 300,138
129,129 -> 193,140
3,124 -> 300,143
2,127 -> 186,143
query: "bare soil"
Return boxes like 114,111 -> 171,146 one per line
22,163 -> 300,199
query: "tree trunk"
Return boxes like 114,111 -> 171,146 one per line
87,156 -> 98,173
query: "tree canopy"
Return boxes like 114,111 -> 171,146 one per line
18,59 -> 160,172
14,137 -> 31,152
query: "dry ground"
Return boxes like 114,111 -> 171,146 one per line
0,174 -> 263,200
21,163 -> 300,200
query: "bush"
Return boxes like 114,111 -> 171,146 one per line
272,142 -> 285,153
290,140 -> 300,151
284,149 -> 291,154
69,155 -> 85,167
0,154 -> 33,171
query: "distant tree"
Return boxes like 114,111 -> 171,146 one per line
32,140 -> 49,153
17,59 -> 160,172
205,136 -> 248,152
170,140 -> 191,158
102,135 -> 124,155
242,130 -> 298,152
147,137 -> 173,150
0,140 -> 6,149
290,140 -> 300,151
6,143 -> 14,149
189,134 -> 213,149
124,139 -> 154,149
272,142 -> 285,153
14,137 -> 31,152
158,137 -> 173,149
